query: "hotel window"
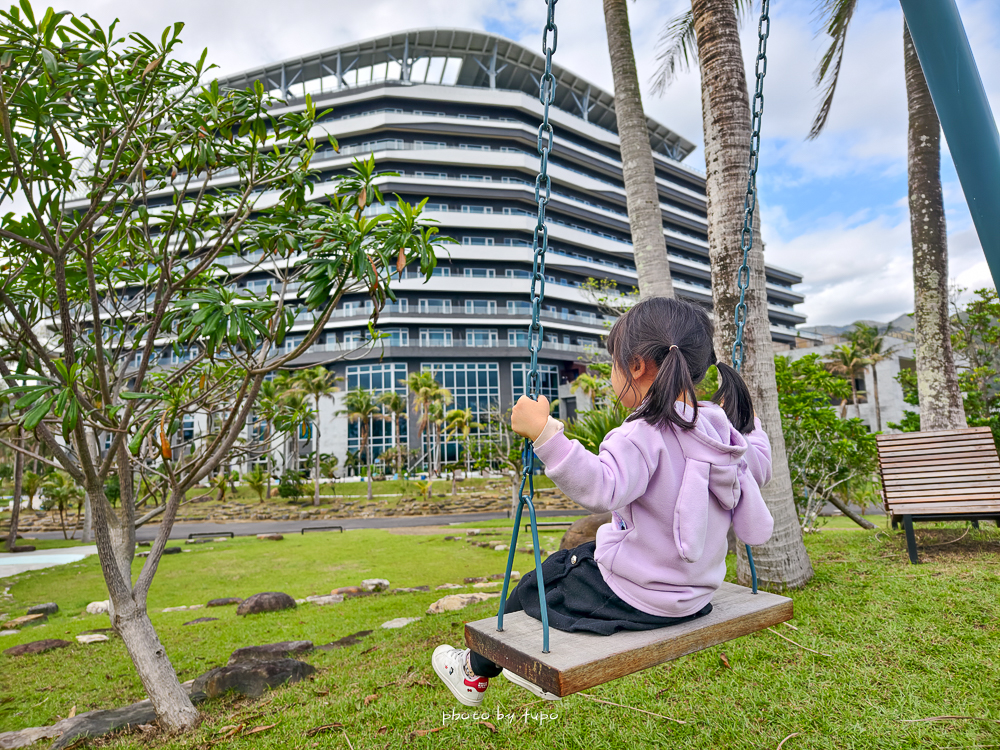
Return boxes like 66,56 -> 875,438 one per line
379,328 -> 409,346
345,363 -> 408,462
419,298 -> 452,313
466,300 -> 497,315
512,363 -> 559,403
464,268 -> 495,278
466,329 -> 498,347
462,237 -> 494,246
420,328 -> 453,346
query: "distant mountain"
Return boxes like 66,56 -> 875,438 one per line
799,312 -> 914,337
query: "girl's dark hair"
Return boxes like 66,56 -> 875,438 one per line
605,297 -> 755,434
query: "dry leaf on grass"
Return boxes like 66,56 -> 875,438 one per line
246,724 -> 277,735
409,727 -> 444,738
377,725 -> 389,735
305,723 -> 345,737
719,652 -> 731,669
360,645 -> 379,655
477,721 -> 497,733
363,694 -> 379,706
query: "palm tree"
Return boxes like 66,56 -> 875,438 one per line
405,371 -> 452,477
827,342 -> 870,420
426,394 -> 454,478
807,2 -> 967,432
378,391 -> 408,478
291,366 -> 342,506
275,392 -> 315,475
41,471 -> 85,540
569,372 -> 612,409
342,389 -> 384,502
445,407 -> 486,486
849,323 -> 899,431
602,0 -> 675,299
257,379 -> 283,500
652,0 -> 814,589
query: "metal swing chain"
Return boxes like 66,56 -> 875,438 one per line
497,0 -> 558,653
732,0 -> 770,595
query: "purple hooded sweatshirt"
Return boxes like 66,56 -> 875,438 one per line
532,401 -> 774,618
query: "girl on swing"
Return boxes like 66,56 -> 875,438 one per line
432,297 -> 775,705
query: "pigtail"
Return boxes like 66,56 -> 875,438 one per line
712,361 -> 755,434
630,346 -> 700,431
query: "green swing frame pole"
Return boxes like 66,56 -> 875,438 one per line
898,0 -> 1000,286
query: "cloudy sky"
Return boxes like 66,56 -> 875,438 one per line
30,0 -> 1000,327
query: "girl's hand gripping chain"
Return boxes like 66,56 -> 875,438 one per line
511,395 -> 551,442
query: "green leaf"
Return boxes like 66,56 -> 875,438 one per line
23,397 -> 53,430
120,391 -> 159,400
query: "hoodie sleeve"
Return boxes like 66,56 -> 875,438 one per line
730,418 -> 774,546
742,417 -> 772,486
532,421 -> 653,514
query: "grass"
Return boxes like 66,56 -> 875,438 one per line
1,521 -> 999,749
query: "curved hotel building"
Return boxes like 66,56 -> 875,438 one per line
216,29 -> 814,467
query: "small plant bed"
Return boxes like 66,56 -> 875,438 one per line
1,523 -> 998,749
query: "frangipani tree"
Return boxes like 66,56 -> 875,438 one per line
0,5 -> 443,731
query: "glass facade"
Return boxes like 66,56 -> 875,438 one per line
346,362 -> 408,464
423,362 -> 500,462
512,363 -> 559,404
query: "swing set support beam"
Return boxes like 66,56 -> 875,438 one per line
898,0 -> 1000,287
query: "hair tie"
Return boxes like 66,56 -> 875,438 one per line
668,345 -> 679,353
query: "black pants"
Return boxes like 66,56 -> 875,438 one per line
469,541 -> 712,678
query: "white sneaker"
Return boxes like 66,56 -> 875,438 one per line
431,645 -> 489,707
502,668 -> 561,701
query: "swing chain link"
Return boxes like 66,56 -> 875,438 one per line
731,0 -> 770,374
520,0 -> 559,496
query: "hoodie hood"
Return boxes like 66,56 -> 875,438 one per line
671,402 -> 757,563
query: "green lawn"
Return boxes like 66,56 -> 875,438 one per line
1,521 -> 999,749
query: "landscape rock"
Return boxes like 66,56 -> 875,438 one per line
162,606 -> 188,613
305,594 -> 343,606
426,593 -> 500,615
2,614 -> 46,629
75,634 -> 109,644
162,547 -> 182,555
489,572 -> 519,581
494,545 -> 508,551
443,536 -> 459,541
3,639 -> 71,657
390,586 -> 430,593
330,586 -> 369,598
236,592 -> 296,616
361,578 -> 390,592
26,603 -> 58,616
228,640 -> 313,665
183,617 -> 219,626
381,617 -> 421,629
472,581 -> 502,588
315,630 -> 372,651
435,583 -> 463,590
560,513 -> 612,550
206,597 -> 243,607
464,576 -> 487,584
256,533 -> 283,541
192,658 -> 316,699
0,629 -> 18,637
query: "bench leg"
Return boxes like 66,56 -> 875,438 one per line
971,519 -> 980,530
903,515 -> 918,564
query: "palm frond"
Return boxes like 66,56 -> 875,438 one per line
650,9 -> 697,96
808,0 -> 858,140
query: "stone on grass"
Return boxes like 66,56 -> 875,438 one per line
489,572 -> 520,581
3,613 -> 46,629
390,586 -> 430,593
493,545 -> 508,551
183,617 -> 220,626
315,630 -> 372,651
4,639 -> 71,657
206,597 -> 243,607
463,576 -> 487,584
361,578 -> 390,592
228,640 -> 313,665
76,634 -> 109,645
331,586 -> 369,598
27,603 -> 58,616
435,583 -> 463,590
0,629 -> 18,637
256,533 -> 283,541
472,581 -> 502,588
380,617 -> 421,629
162,547 -> 182,555
305,594 -> 343,606
236,592 -> 296,616
162,606 -> 188,613
426,593 -> 500,615
192,658 -> 316,699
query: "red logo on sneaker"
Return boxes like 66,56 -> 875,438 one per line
464,677 -> 489,693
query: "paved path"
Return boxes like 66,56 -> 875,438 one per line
22,509 -> 586,543
0,545 -> 98,578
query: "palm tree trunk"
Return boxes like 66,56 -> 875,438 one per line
871,365 -> 882,432
364,426 -> 373,503
692,0 -> 813,590
602,0 -> 674,299
313,398 -> 321,506
904,23 -> 967,432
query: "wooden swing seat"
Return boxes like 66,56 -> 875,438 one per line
465,582 -> 792,697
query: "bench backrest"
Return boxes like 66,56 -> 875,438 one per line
876,427 -> 1000,516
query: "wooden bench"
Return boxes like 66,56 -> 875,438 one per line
876,426 -> 1000,563
465,582 -> 792,697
